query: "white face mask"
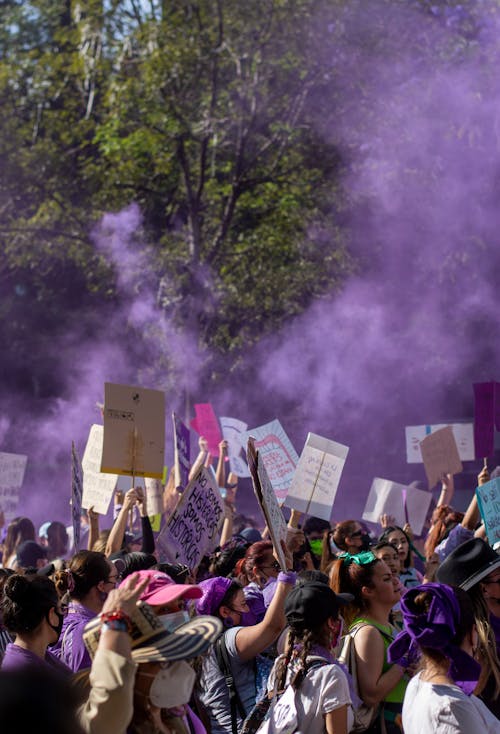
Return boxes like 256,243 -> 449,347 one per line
149,661 -> 197,708
158,610 -> 190,633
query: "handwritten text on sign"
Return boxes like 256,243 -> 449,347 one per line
476,478 -> 500,546
285,434 -> 349,522
243,419 -> 298,505
158,467 -> 224,568
0,452 -> 28,522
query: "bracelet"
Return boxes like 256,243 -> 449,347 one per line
102,618 -> 129,633
100,610 -> 132,633
278,571 -> 297,585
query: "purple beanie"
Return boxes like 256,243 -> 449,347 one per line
195,577 -> 234,617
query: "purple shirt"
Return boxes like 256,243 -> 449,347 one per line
1,642 -> 71,676
50,600 -> 95,672
435,525 -> 474,563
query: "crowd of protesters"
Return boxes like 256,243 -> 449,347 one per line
0,436 -> 500,734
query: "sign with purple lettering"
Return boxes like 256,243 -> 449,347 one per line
101,382 -> 165,479
220,416 -> 251,478
190,403 -> 222,457
285,433 -> 349,521
71,442 -> 83,552
0,452 -> 28,523
476,478 -> 500,546
173,413 -> 190,489
473,382 -> 500,459
156,466 -> 224,569
242,419 -> 298,505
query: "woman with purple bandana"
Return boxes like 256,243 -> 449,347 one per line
388,583 -> 500,733
51,550 -> 118,671
195,546 -> 296,734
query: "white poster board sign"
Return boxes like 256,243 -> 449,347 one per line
145,477 -> 164,516
362,477 -> 432,536
419,425 -> 463,488
285,433 -> 349,521
82,424 -> 118,515
0,452 -> 28,523
101,382 -> 165,478
156,466 -> 224,569
220,416 -> 251,478
247,438 -> 288,569
406,423 -> 474,463
243,419 -> 298,505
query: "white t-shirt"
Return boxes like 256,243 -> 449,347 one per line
267,654 -> 353,734
403,673 -> 500,734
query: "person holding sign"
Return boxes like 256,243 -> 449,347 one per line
195,541 -> 296,734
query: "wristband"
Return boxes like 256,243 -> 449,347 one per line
102,618 -> 129,633
100,610 -> 132,633
278,571 -> 297,585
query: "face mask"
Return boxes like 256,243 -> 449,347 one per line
149,661 -> 197,708
158,610 -> 190,633
309,539 -> 323,557
47,610 -> 64,640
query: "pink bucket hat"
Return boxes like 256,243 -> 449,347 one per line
119,569 -> 202,606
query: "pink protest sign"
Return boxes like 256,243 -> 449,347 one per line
473,382 -> 498,459
190,403 -> 222,457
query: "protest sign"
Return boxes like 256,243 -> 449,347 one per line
173,413 -> 190,488
419,426 -> 463,489
405,423 -> 474,464
476,478 -> 500,546
101,382 -> 165,478
362,477 -> 432,536
156,466 -> 224,568
144,477 -> 164,516
473,382 -> 500,459
285,433 -> 349,521
242,419 -> 298,505
149,514 -> 162,532
71,442 -> 83,552
190,403 -> 222,457
220,416 -> 251,478
247,438 -> 288,569
0,452 -> 28,523
82,424 -> 118,515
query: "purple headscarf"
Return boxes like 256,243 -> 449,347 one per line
387,582 -> 480,695
195,577 -> 233,617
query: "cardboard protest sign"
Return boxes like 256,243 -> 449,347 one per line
190,403 -> 222,457
285,433 -> 349,521
406,423 -> 474,464
144,477 -> 164,516
101,382 -> 165,479
247,438 -> 288,569
82,424 -> 118,515
220,416 -> 251,478
362,477 -> 432,536
71,442 -> 83,552
0,452 -> 28,523
173,413 -> 190,489
476,478 -> 500,547
242,419 -> 298,505
419,426 -> 463,489
473,382 -> 500,459
156,466 -> 224,569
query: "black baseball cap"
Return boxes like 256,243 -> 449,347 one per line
284,581 -> 353,631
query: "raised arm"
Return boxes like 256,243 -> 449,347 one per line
105,489 -> 137,557
189,436 -> 208,481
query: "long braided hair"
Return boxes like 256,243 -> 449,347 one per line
273,627 -> 319,694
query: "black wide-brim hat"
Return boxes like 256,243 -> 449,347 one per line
436,538 -> 500,591
83,601 -> 222,663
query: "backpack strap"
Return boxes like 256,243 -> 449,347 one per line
215,634 -> 247,734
